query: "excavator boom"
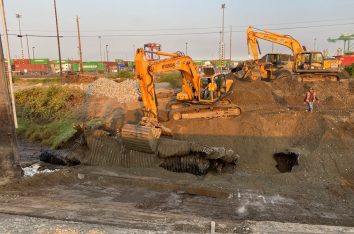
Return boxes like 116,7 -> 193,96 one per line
247,26 -> 305,60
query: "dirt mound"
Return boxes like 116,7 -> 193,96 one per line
86,78 -> 139,102
72,78 -> 353,180
232,79 -> 354,112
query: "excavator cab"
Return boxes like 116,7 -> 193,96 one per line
296,52 -> 324,71
199,73 -> 231,102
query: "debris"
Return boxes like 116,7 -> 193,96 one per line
22,163 -> 59,177
86,78 -> 139,102
211,221 -> 216,233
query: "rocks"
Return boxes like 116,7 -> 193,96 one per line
86,78 -> 139,103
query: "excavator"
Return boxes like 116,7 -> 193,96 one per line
121,48 -> 241,153
235,26 -> 344,81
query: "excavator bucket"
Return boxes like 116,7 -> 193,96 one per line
121,124 -> 162,154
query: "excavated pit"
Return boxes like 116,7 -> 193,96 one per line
273,151 -> 299,173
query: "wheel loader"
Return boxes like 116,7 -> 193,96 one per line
235,26 -> 347,81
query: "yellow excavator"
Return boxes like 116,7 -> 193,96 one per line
121,48 -> 241,153
236,26 -> 344,81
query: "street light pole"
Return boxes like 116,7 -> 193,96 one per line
105,44 -> 109,62
76,16 -> 83,73
314,38 -> 317,51
99,36 -> 102,63
229,25 -> 232,62
53,0 -> 62,77
25,34 -> 30,60
32,46 -> 35,59
221,3 -> 225,69
185,42 -> 188,55
15,13 -> 24,62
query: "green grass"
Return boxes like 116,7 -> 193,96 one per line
156,72 -> 182,88
15,86 -> 85,149
106,70 -> 135,79
14,77 -> 62,85
16,86 -> 83,122
344,64 -> 354,77
17,117 -> 77,149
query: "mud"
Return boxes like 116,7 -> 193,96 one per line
2,78 -> 354,231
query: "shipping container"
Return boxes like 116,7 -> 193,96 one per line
117,63 -> 126,68
72,62 -> 106,72
69,60 -> 81,64
52,59 -> 70,64
13,59 -> 30,65
103,61 -> 117,67
31,58 -> 50,65
83,62 -> 105,72
115,59 -> 124,63
127,61 -> 135,67
335,55 -> 354,66
14,64 -> 50,74
51,63 -> 72,73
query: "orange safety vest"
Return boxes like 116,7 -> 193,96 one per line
305,91 -> 316,102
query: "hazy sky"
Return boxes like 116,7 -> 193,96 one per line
3,0 -> 354,61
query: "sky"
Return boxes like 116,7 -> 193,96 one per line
3,0 -> 354,61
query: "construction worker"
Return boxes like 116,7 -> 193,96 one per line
304,87 -> 318,113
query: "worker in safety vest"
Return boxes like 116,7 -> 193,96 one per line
203,81 -> 217,100
304,87 -> 318,113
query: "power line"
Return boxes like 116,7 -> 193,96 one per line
4,22 -> 354,38
7,17 -> 354,33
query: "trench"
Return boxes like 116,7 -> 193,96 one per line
273,151 -> 299,173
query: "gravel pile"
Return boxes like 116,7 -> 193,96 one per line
86,78 -> 139,103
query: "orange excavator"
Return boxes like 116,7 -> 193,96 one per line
235,26 -> 344,81
121,49 -> 241,153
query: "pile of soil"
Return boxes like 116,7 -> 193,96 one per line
72,78 -> 354,182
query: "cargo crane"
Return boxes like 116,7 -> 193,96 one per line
328,33 -> 354,54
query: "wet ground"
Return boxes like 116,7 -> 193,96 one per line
0,165 -> 353,233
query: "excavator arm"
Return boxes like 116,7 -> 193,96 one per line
247,26 -> 305,60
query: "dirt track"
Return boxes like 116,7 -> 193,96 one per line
2,78 -> 354,232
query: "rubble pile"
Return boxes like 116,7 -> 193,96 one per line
86,78 -> 139,103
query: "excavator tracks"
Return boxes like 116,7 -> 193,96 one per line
168,102 -> 242,121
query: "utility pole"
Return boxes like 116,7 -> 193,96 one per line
314,38 -> 317,51
221,3 -> 225,69
1,0 -> 17,128
229,25 -> 232,62
0,0 -> 21,179
25,34 -> 30,60
15,13 -> 24,62
98,36 -> 102,63
76,16 -> 83,73
185,42 -> 188,55
219,31 -> 222,68
32,46 -> 35,59
53,0 -> 62,77
105,44 -> 109,62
